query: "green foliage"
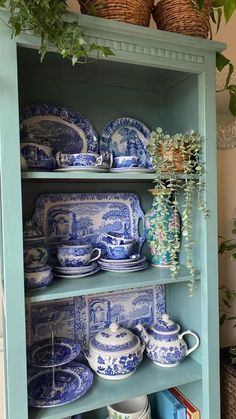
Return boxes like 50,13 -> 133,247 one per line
0,0 -> 113,63
147,128 -> 206,295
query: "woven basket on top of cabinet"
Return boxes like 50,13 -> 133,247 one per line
153,0 -> 211,38
221,348 -> 236,419
79,0 -> 154,27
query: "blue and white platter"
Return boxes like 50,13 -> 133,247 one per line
28,362 -> 93,408
28,337 -> 81,368
20,104 -> 98,155
54,266 -> 100,279
32,192 -> 145,253
100,117 -> 152,168
27,285 -> 165,352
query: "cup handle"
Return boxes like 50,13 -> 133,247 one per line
55,151 -> 62,168
96,155 -> 103,166
109,152 -> 113,169
90,248 -> 101,262
179,330 -> 200,356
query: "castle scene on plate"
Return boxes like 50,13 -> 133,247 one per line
20,104 -> 154,173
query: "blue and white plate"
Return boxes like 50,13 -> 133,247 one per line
28,337 -> 81,368
54,266 -> 100,279
110,167 -> 155,173
54,262 -> 97,275
99,263 -> 149,273
100,117 -> 152,168
28,362 -> 93,407
20,104 -> 98,155
99,256 -> 146,265
54,166 -> 108,173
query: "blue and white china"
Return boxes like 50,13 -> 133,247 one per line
20,104 -> 98,155
135,313 -> 200,367
101,232 -> 134,246
27,362 -> 93,407
100,117 -> 151,168
99,263 -> 149,273
113,155 -> 139,168
110,167 -> 155,173
32,193 -> 145,253
56,152 -> 103,168
25,264 -> 53,289
20,142 -> 56,170
54,262 -> 97,275
23,221 -> 48,266
107,395 -> 148,419
28,337 -> 81,368
85,323 -> 145,380
57,243 -> 101,267
23,219 -> 46,242
99,255 -> 145,265
101,242 -> 135,260
54,265 -> 100,279
55,166 -> 108,172
27,285 -> 165,352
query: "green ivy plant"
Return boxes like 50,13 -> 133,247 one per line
0,0 -> 113,63
147,128 -> 207,295
193,0 -> 236,115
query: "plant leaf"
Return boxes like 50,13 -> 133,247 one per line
216,7 -> 223,32
220,314 -> 227,325
229,87 -> 236,116
216,53 -> 230,71
224,0 -> 236,22
212,0 -> 224,6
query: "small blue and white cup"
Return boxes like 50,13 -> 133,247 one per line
57,243 -> 101,267
24,264 -> 53,289
113,155 -> 139,168
104,242 -> 134,260
56,152 -> 103,168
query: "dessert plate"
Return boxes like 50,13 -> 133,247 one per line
54,166 -> 108,172
99,256 -> 146,265
100,117 -> 152,168
28,337 -> 81,368
28,362 -> 93,407
20,104 -> 98,155
54,262 -> 97,275
110,168 -> 155,173
54,266 -> 100,279
99,263 -> 149,273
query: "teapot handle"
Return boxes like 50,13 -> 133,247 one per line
179,330 -> 200,356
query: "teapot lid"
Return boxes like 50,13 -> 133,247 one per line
152,314 -> 180,334
23,220 -> 45,242
90,323 -> 139,353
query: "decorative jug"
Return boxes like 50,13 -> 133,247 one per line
84,322 -> 145,380
144,189 -> 180,267
135,313 -> 199,367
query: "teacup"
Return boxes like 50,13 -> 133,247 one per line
56,152 -> 103,168
107,395 -> 148,419
104,242 -> 134,260
101,232 -> 134,246
57,243 -> 101,266
113,155 -> 139,168
24,264 -> 53,289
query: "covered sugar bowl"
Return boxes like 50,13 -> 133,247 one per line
135,313 -> 200,367
85,323 -> 145,380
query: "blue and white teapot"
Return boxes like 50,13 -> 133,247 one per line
135,313 -> 199,367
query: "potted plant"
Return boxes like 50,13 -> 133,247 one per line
147,127 -> 207,294
0,0 -> 113,63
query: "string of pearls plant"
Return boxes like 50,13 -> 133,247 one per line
147,127 -> 207,295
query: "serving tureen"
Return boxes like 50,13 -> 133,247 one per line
85,323 -> 145,380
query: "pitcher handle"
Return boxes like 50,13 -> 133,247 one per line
179,330 -> 200,356
90,248 -> 101,263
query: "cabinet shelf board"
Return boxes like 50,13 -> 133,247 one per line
28,357 -> 201,419
22,171 -> 200,182
25,265 -> 198,303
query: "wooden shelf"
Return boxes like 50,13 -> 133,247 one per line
28,357 -> 202,419
25,265 -> 198,303
21,171 -> 200,182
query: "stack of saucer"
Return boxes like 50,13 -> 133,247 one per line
54,262 -> 100,279
98,256 -> 148,273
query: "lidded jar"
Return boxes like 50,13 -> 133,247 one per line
23,220 -> 48,266
135,313 -> 199,367
85,323 -> 145,380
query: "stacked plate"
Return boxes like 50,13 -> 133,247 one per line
54,262 -> 100,279
98,256 -> 148,273
55,165 -> 108,172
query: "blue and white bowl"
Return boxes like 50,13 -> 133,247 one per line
113,156 -> 139,168
56,152 -> 103,168
85,323 -> 145,380
24,264 -> 53,289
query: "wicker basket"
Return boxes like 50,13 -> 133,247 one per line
221,348 -> 236,419
79,0 -> 154,27
153,0 -> 211,38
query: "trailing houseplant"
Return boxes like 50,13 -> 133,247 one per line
0,0 -> 113,63
147,127 -> 207,295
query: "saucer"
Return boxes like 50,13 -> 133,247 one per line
54,262 -> 97,275
99,262 -> 149,273
55,166 -> 108,172
99,256 -> 146,264
110,168 -> 155,173
54,266 -> 100,279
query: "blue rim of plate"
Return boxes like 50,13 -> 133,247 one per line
28,362 -> 93,407
27,337 -> 81,368
100,117 -> 151,168
20,104 -> 98,154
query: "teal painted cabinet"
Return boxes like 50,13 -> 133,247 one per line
0,12 -> 224,419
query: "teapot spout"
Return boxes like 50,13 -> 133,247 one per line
135,323 -> 150,344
